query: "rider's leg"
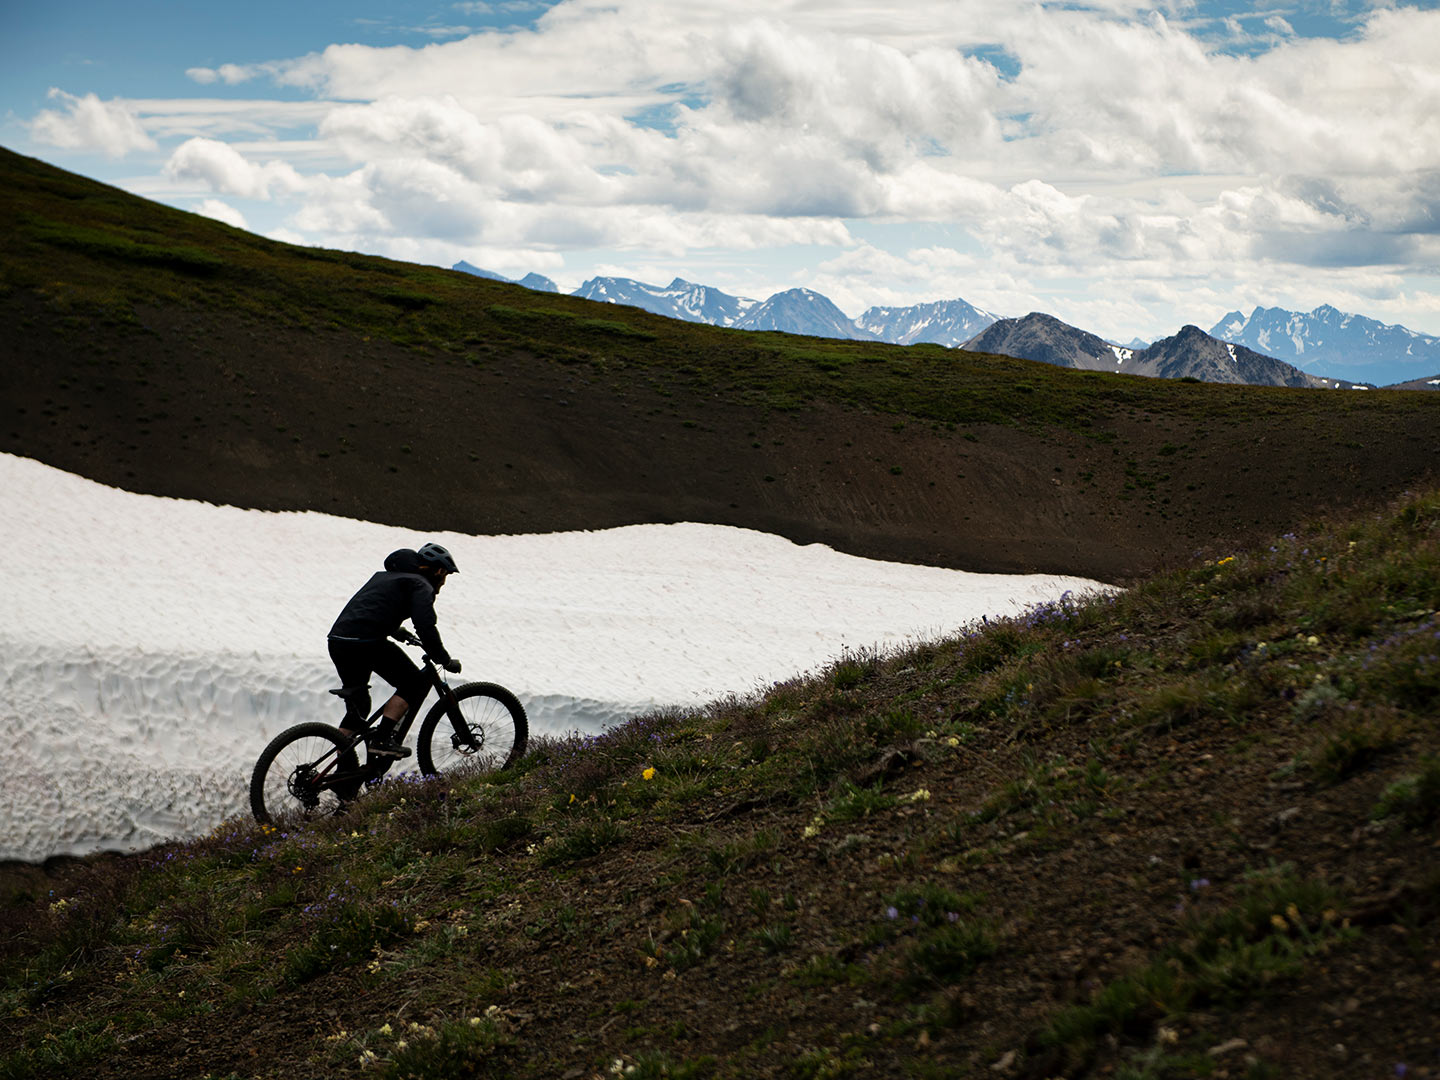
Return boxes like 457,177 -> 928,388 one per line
371,693 -> 410,742
369,643 -> 425,740
328,639 -> 374,740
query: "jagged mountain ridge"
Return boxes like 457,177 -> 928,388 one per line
454,264 -> 997,347
963,313 -> 1369,390
1210,304 -> 1440,387
454,263 -> 1432,388
855,297 -> 1000,346
570,275 -> 758,327
733,287 -> 875,340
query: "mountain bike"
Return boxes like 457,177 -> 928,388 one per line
249,630 -> 528,823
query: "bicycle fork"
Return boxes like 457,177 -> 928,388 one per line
439,683 -> 480,751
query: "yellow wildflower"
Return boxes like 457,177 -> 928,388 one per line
642,767 -> 656,781
1270,914 -> 1288,932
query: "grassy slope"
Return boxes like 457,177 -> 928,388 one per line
3,146 -> 1439,581
2,488 -> 1438,1079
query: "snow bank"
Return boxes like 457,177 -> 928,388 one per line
0,453 -> 1107,860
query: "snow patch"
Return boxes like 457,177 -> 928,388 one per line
0,454 -> 1108,861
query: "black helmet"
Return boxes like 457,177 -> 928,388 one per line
416,541 -> 459,574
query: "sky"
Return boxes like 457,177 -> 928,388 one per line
1,452 -> 1102,860
3,0 -> 1439,345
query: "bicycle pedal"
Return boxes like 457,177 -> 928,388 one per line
368,742 -> 412,759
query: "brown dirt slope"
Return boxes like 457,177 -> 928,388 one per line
3,290 -> 1438,583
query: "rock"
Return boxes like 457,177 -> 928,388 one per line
1208,1038 -> 1248,1056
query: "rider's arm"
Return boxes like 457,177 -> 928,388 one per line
408,579 -> 452,665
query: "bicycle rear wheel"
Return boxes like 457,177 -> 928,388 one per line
416,682 -> 528,777
250,722 -> 361,823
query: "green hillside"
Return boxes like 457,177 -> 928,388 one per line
2,487 -> 1437,1078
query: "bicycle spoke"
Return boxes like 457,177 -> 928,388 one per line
251,725 -> 359,823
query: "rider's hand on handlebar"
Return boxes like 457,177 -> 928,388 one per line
392,627 -> 421,646
444,657 -> 463,674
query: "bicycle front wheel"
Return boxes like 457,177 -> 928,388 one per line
416,682 -> 528,777
250,722 -> 361,823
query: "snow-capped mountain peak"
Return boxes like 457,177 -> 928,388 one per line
1210,304 -> 1440,386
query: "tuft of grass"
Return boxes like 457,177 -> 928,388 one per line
824,781 -> 897,823
1033,866 -> 1353,1065
537,819 -> 628,866
1371,754 -> 1440,827
753,922 -> 794,955
370,1015 -> 513,1078
1310,720 -> 1401,786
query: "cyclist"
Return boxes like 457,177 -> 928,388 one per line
327,542 -> 462,758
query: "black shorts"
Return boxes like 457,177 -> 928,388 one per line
328,638 -> 427,708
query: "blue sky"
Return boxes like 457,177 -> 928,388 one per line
4,0 -> 1439,368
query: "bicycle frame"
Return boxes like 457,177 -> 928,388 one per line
293,653 -> 467,803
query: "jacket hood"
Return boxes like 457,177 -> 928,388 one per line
383,548 -> 423,574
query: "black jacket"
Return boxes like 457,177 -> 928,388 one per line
328,549 -> 451,664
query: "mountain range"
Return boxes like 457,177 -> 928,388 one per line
457,264 -> 1000,348
456,263 -> 1440,390
1211,304 -> 1440,386
962,314 -> 1368,390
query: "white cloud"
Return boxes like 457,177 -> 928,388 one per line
29,90 -> 156,158
23,0 -> 1440,338
193,199 -> 248,229
164,138 -> 308,199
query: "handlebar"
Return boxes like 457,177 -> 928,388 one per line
389,627 -> 460,673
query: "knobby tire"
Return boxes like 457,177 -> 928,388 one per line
416,682 -> 528,777
250,721 -> 360,824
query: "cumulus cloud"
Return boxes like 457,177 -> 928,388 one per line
29,0 -> 1440,338
193,199 -> 248,229
185,63 -> 263,86
29,90 -> 156,157
164,138 -> 307,199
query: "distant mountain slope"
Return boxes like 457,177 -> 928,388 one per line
571,276 -> 757,326
1139,325 -> 1352,388
855,298 -> 999,346
964,313 -> 1368,389
467,264 -> 991,346
961,312 -> 1129,372
1385,374 -> 1440,391
1210,304 -> 1440,386
733,287 -> 877,340
453,261 -> 558,293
